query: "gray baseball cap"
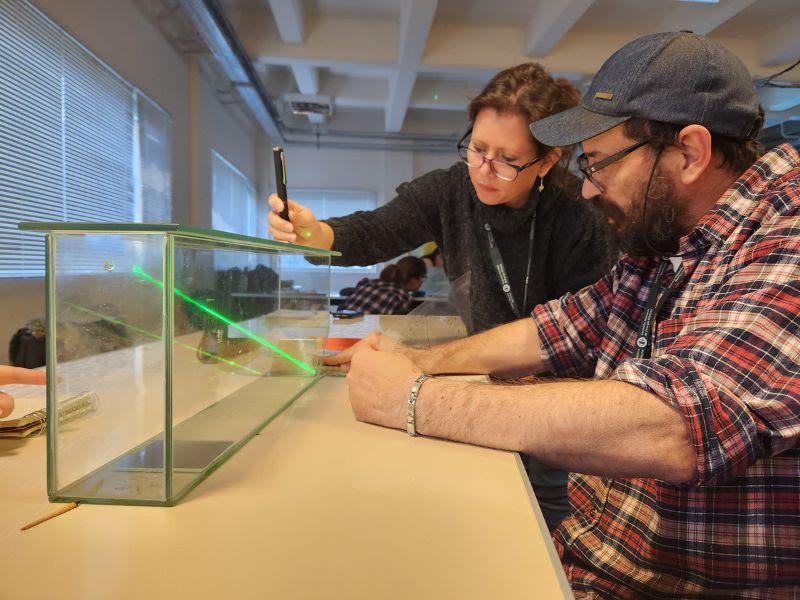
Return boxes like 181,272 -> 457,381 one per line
531,32 -> 763,146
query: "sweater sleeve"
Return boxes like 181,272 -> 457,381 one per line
322,166 -> 454,266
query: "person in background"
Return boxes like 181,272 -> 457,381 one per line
339,256 -> 426,316
330,32 -> 800,598
0,366 -> 46,418
269,62 -> 612,531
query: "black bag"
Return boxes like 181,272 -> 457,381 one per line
9,322 -> 46,369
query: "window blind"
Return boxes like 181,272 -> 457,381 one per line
211,150 -> 256,236
0,0 -> 172,277
0,0 -> 63,277
211,150 -> 258,270
136,93 -> 172,223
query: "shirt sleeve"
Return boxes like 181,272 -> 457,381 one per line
613,237 -> 800,486
532,260 -> 622,377
393,290 -> 412,315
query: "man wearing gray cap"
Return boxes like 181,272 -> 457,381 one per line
331,32 -> 800,597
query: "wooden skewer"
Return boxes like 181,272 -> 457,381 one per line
21,502 -> 79,531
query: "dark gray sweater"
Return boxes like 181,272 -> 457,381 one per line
325,162 -> 611,333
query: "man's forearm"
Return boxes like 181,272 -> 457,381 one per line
401,318 -> 546,378
415,377 -> 696,484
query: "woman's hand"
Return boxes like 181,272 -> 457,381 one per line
268,194 -> 333,249
0,366 -> 46,418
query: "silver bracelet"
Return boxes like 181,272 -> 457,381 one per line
406,374 -> 430,437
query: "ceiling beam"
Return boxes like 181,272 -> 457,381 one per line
244,18 -> 794,92
291,65 -> 319,94
266,0 -> 305,44
525,0 -> 595,57
398,0 -> 437,66
386,69 -> 417,132
385,0 -> 438,132
244,14 -> 397,65
759,15 -> 800,67
656,0 -> 756,35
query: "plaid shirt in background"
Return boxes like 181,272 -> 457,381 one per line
532,144 -> 800,598
339,277 -> 412,315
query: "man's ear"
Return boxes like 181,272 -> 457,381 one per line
675,125 -> 712,186
538,147 -> 563,177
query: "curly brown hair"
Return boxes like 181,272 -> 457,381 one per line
468,63 -> 581,187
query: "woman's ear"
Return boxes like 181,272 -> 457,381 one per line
538,147 -> 563,177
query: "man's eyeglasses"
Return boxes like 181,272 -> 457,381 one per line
457,128 -> 542,182
576,138 -> 652,192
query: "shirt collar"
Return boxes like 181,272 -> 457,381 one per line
677,143 -> 800,255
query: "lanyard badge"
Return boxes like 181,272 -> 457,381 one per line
484,214 -> 537,319
633,258 -> 685,359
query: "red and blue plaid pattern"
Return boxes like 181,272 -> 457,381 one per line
533,144 -> 800,598
339,277 -> 412,315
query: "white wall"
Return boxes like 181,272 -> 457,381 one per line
413,151 -> 456,178
0,0 -> 265,363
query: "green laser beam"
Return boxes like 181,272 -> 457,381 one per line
64,301 -> 263,376
132,265 -> 316,374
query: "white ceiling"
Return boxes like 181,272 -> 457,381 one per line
218,0 -> 800,138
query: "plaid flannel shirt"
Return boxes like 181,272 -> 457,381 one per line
339,277 -> 412,315
532,144 -> 800,598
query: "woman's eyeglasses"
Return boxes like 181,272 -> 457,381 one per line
457,128 -> 542,182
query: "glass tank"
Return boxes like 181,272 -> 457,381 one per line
19,223 -> 337,506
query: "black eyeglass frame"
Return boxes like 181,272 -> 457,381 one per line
456,127 -> 543,182
576,138 -> 653,191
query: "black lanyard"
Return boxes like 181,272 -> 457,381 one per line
484,212 -> 537,319
633,258 -> 685,359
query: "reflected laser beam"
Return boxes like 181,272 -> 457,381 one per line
64,302 -> 263,376
131,266 -> 315,374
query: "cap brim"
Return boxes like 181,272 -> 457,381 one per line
530,105 -> 630,147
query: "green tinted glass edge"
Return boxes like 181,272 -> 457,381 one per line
18,222 -> 340,257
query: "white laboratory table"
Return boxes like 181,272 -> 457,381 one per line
0,315 -> 571,600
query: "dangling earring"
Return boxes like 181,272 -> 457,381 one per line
537,176 -> 545,193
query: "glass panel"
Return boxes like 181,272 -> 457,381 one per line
20,222 -> 338,258
168,237 -> 330,501
49,232 -> 166,503
37,223 -> 335,506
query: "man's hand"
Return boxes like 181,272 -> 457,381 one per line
0,366 -> 46,418
346,346 -> 421,430
324,332 -> 405,372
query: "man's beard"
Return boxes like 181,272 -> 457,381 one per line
592,167 -> 690,258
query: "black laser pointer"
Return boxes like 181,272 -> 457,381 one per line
273,146 -> 290,222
